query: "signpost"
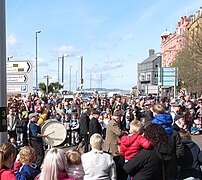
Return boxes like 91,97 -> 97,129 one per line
158,67 -> 178,98
6,61 -> 33,95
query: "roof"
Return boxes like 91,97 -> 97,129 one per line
140,53 -> 161,64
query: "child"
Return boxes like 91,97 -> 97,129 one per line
119,120 -> 151,161
190,123 -> 200,135
66,149 -> 84,180
71,113 -> 80,146
14,146 -> 41,179
16,112 -> 27,147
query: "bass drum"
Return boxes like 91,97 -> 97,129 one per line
41,119 -> 67,147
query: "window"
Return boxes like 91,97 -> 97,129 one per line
146,73 -> 151,81
179,40 -> 182,48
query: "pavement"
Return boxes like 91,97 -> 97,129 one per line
192,134 -> 202,149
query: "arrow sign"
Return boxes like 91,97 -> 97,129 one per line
7,61 -> 32,73
7,74 -> 28,83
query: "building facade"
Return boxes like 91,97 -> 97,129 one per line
137,49 -> 161,95
189,7 -> 202,45
161,16 -> 191,67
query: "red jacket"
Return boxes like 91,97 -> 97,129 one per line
119,134 -> 151,160
0,168 -> 16,180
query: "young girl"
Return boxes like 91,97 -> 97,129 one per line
0,142 -> 16,180
15,146 -> 41,179
66,149 -> 84,180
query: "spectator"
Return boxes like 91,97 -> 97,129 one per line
0,142 -> 16,180
15,146 -> 40,179
152,104 -> 173,136
35,148 -> 72,180
66,149 -> 84,180
81,133 -> 116,180
16,112 -> 27,147
190,123 -> 200,135
119,120 -> 151,161
7,108 -> 18,140
178,130 -> 202,179
124,124 -> 173,180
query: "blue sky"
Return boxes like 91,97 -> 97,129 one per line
6,0 -> 202,90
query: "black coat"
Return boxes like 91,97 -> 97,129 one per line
89,117 -> 102,138
16,118 -> 27,133
124,148 -> 171,180
178,139 -> 202,179
79,113 -> 90,135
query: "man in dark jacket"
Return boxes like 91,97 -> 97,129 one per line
79,106 -> 91,152
89,110 -> 102,139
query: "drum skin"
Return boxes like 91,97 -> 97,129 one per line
41,119 -> 67,146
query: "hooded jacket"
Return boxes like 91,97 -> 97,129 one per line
178,139 -> 202,179
152,114 -> 173,136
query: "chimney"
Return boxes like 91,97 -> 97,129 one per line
149,49 -> 155,56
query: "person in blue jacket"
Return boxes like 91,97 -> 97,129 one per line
152,104 -> 173,136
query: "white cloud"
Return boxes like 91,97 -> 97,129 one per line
7,34 -> 17,46
56,44 -> 81,56
123,33 -> 134,41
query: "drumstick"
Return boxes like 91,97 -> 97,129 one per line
46,131 -> 55,136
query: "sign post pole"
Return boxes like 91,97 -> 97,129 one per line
0,0 -> 8,143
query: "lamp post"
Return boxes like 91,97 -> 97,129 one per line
75,70 -> 78,91
58,56 -> 61,90
61,54 -> 68,88
78,56 -> 84,91
35,30 -> 41,89
69,66 -> 72,92
7,55 -> 13,61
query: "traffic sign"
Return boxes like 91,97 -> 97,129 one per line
7,84 -> 28,93
7,61 -> 32,73
7,74 -> 28,83
7,61 -> 33,94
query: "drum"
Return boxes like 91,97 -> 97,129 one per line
41,119 -> 67,146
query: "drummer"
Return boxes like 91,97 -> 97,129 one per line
28,113 -> 48,167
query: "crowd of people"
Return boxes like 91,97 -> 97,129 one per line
1,92 -> 202,179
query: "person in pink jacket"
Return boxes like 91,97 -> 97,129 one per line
0,142 -> 16,180
119,120 -> 151,161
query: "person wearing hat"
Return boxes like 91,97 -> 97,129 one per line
103,111 -> 128,154
89,110 -> 102,141
79,106 -> 91,153
172,115 -> 186,132
170,103 -> 181,121
28,113 -> 48,167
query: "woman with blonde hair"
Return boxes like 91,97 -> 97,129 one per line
35,148 -> 74,180
0,142 -> 16,180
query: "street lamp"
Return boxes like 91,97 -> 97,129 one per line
7,55 -> 13,61
75,70 -> 78,91
58,56 -> 62,90
35,30 -> 41,89
69,66 -> 72,92
77,56 -> 84,91
61,54 -> 68,88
